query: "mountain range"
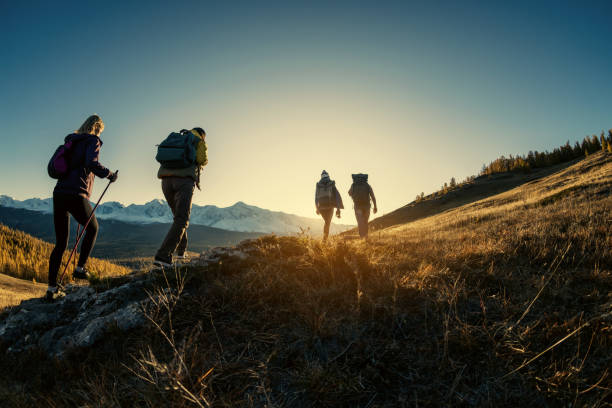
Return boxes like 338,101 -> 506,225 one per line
0,196 -> 353,235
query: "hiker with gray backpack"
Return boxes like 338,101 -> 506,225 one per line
154,127 -> 208,267
315,170 -> 344,240
349,173 -> 377,239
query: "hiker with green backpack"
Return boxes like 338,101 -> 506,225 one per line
154,128 -> 208,267
349,173 -> 377,238
315,170 -> 344,240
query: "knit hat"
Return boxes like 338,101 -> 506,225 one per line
321,170 -> 330,179
191,127 -> 206,138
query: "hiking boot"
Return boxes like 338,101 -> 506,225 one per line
153,256 -> 174,268
44,287 -> 65,302
72,266 -> 92,280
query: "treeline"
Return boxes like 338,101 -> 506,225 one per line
0,223 -> 128,283
480,130 -> 612,176
414,129 -> 611,203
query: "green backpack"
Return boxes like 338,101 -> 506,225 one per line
155,130 -> 198,169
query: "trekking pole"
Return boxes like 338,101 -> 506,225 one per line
58,171 -> 117,286
73,224 -> 80,272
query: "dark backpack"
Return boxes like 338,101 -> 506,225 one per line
155,130 -> 198,169
351,173 -> 370,206
316,181 -> 335,209
48,140 -> 75,179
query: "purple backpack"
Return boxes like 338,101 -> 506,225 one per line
47,140 -> 74,179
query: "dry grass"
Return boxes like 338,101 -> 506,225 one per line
0,152 -> 610,407
0,223 -> 130,284
0,274 -> 47,309
0,290 -> 42,310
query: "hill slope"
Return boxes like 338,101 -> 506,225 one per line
0,223 -> 129,285
368,157 -> 583,231
0,273 -> 46,310
0,152 -> 610,406
0,207 -> 264,259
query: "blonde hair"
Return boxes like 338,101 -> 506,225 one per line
76,114 -> 105,135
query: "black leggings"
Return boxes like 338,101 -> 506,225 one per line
48,193 -> 99,286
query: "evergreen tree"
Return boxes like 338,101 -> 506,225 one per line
573,142 -> 582,157
591,135 -> 601,151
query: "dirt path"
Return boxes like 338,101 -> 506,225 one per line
0,273 -> 47,310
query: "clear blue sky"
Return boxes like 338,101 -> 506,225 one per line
1,0 -> 611,217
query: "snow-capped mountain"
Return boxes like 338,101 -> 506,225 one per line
0,195 -> 353,235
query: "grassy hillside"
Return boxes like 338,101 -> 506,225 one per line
0,152 -> 609,406
0,273 -> 46,310
367,156 -> 584,232
0,223 -> 129,285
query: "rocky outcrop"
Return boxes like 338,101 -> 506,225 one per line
0,243 -> 257,359
0,277 -> 150,358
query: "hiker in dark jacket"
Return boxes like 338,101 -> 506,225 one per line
315,170 -> 344,240
154,127 -> 208,267
348,173 -> 377,239
47,114 -> 118,301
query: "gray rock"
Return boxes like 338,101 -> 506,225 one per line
0,274 -> 152,358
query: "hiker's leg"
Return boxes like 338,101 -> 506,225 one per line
70,196 -> 98,267
363,207 -> 371,237
321,209 -> 333,239
354,208 -> 363,237
162,178 -> 177,216
156,178 -> 194,259
355,207 -> 369,238
48,194 -> 70,287
162,178 -> 187,254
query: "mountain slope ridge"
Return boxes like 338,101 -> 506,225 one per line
0,196 -> 353,235
366,156 -> 586,232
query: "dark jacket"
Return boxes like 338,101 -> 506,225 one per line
54,133 -> 111,199
315,179 -> 344,209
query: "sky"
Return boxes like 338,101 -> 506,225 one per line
1,0 -> 611,218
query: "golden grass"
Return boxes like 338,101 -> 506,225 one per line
0,291 -> 37,310
0,223 -> 130,284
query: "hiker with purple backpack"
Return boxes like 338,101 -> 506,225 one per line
46,114 -> 118,301
349,173 -> 377,239
315,170 -> 344,240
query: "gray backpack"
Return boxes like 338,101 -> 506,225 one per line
316,180 -> 335,209
351,174 -> 370,206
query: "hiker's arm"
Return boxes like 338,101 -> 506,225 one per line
196,139 -> 208,166
85,139 -> 111,178
334,186 -> 344,209
348,186 -> 353,197
369,185 -> 377,213
315,188 -> 320,214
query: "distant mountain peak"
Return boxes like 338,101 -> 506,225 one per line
146,198 -> 166,206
